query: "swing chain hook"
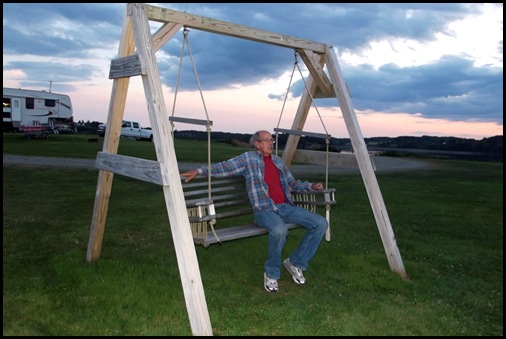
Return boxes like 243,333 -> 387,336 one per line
183,26 -> 190,36
293,50 -> 299,65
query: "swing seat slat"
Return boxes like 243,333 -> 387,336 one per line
189,207 -> 254,223
196,223 -> 303,246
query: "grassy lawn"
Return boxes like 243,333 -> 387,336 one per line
3,133 -> 503,335
2,132 -> 250,162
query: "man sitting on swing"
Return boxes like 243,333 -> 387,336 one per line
180,130 -> 328,293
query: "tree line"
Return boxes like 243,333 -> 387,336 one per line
75,121 -> 502,162
173,130 -> 503,162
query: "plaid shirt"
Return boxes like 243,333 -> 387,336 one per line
197,151 -> 314,211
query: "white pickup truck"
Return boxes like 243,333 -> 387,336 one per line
97,120 -> 153,141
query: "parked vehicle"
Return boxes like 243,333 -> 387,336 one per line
97,120 -> 153,141
3,87 -> 74,133
97,123 -> 106,137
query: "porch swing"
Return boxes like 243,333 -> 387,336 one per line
273,50 -> 334,241
176,43 -> 336,247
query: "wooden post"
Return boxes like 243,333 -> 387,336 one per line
324,45 -> 408,279
128,4 -> 213,335
87,6 -> 135,262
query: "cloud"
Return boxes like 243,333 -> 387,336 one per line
3,3 -> 503,138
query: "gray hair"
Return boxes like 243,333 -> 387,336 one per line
249,130 -> 270,147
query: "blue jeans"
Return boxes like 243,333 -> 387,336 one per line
253,203 -> 328,279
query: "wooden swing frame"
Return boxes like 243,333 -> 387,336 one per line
87,3 -> 407,336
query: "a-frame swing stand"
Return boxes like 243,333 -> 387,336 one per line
86,3 -> 408,336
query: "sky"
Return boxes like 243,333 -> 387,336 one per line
3,3 -> 503,140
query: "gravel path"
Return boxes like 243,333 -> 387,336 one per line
3,153 -> 433,175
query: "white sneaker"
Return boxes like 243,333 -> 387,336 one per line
283,258 -> 306,284
264,272 -> 279,292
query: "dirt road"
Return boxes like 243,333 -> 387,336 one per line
3,153 -> 433,175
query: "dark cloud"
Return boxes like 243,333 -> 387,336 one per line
337,57 -> 503,123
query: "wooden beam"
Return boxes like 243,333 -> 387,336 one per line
152,22 -> 183,52
169,116 -> 212,127
87,7 -> 136,263
95,152 -> 167,186
281,74 -> 319,166
324,45 -> 407,280
274,127 -> 329,140
145,4 -> 328,54
298,49 -> 333,98
128,3 -> 213,335
109,53 -> 146,79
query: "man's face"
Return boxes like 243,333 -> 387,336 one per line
255,132 -> 274,156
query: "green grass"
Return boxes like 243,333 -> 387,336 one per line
3,133 -> 503,335
2,132 -> 251,162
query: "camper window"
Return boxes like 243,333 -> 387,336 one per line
45,99 -> 56,107
26,98 -> 34,109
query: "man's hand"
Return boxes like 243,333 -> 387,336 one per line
180,169 -> 198,182
311,182 -> 324,190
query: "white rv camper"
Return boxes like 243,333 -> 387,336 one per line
3,87 -> 74,133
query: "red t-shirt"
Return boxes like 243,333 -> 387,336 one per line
263,155 -> 286,204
